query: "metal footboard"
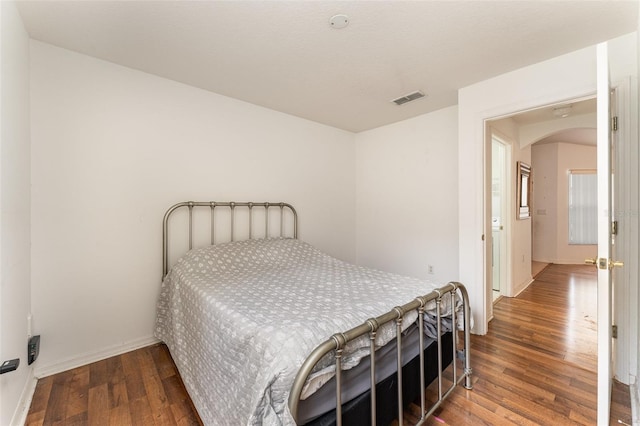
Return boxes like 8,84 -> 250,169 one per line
288,282 -> 472,426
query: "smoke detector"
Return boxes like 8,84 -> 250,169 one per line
329,14 -> 349,29
553,105 -> 572,118
391,91 -> 426,106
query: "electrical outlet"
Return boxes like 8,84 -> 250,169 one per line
28,335 -> 40,365
428,265 -> 434,274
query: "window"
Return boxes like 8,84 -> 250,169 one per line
568,171 -> 597,245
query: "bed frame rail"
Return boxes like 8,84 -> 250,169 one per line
162,201 -> 298,277
288,282 -> 472,426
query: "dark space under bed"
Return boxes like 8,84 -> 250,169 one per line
304,331 -> 454,426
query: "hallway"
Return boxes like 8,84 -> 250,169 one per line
502,264 -> 598,372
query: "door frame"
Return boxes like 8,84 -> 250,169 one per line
473,89 -> 598,335
491,135 -> 510,298
610,76 -> 638,386
458,46 -> 599,336
486,131 -> 512,313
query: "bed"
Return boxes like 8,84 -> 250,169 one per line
155,201 -> 472,425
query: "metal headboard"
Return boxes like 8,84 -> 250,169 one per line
162,201 -> 298,277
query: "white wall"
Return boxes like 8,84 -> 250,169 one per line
532,143 -> 559,262
532,143 -> 598,264
355,106 -> 459,283
0,2 -> 33,424
30,41 -> 356,376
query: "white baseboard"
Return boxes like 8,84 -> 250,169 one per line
34,335 -> 160,379
511,277 -> 535,298
10,370 -> 37,426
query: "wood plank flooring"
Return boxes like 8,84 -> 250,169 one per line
26,344 -> 202,426
416,264 -> 631,425
531,261 -> 550,278
27,264 -> 631,425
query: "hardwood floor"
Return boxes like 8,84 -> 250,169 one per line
27,264 -> 631,425
417,264 -> 631,425
531,260 -> 550,278
25,344 -> 202,426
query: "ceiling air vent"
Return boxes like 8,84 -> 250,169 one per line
391,91 -> 425,106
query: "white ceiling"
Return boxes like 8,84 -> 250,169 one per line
515,98 -> 597,146
16,1 -> 639,133
492,98 -> 597,146
511,98 -> 596,127
534,127 -> 597,146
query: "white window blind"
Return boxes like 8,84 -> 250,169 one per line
568,171 -> 597,245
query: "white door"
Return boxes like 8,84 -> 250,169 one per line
595,41 -> 623,426
491,139 -> 503,295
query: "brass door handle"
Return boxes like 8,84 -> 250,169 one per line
584,258 -> 624,270
609,260 -> 624,269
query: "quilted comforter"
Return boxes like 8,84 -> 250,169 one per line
155,238 -> 458,425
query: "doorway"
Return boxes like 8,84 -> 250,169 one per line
458,35 -> 637,425
484,98 -> 598,326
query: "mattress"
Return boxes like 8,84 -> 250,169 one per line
155,238 -> 459,425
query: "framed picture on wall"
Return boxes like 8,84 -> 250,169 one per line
517,161 -> 532,220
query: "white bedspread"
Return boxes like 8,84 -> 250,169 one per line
155,238 -> 456,425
